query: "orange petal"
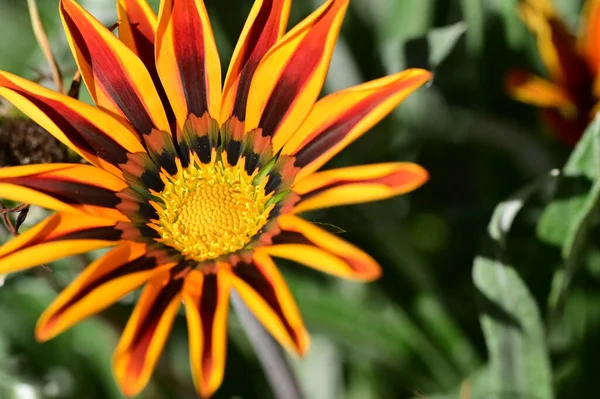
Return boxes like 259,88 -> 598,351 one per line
118,0 -> 157,68
0,163 -> 127,219
117,0 -> 175,124
0,212 -> 120,274
244,0 -> 348,147
262,214 -> 381,281
60,0 -> 170,136
579,0 -> 600,97
518,0 -> 588,89
156,0 -> 222,126
580,0 -> 600,74
113,272 -> 183,397
292,162 -> 429,213
0,71 -> 144,178
521,0 -> 556,16
506,69 -> 576,110
36,242 -> 174,341
183,270 -> 231,398
228,253 -> 309,355
283,68 -> 431,181
220,0 -> 291,122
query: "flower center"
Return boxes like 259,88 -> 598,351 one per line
151,157 -> 274,261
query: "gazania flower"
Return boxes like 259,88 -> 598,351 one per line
0,0 -> 430,397
506,0 -> 600,145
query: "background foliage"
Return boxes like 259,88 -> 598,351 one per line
0,0 -> 597,398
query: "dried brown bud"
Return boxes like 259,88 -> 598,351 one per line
0,118 -> 71,166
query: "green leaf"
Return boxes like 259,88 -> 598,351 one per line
374,0 -> 436,42
472,186 -> 554,399
409,367 -> 492,399
473,257 -> 553,399
494,0 -> 528,50
538,116 -> 600,249
416,180 -> 554,399
459,0 -> 485,53
537,117 -> 600,312
426,23 -> 467,69
380,21 -> 466,72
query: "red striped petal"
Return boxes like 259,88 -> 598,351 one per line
60,0 -> 170,136
0,212 -> 120,275
518,0 -> 589,91
245,0 -> 348,148
292,162 -> 429,213
220,0 -> 291,122
0,163 -> 127,219
113,272 -> 183,396
283,69 -> 431,181
156,0 -> 221,126
37,242 -> 174,341
118,0 -> 157,69
263,214 -> 381,281
0,71 -> 145,178
117,0 -> 176,124
183,270 -> 231,398
228,253 -> 309,355
506,69 -> 576,110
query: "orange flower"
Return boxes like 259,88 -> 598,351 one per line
0,0 -> 430,397
506,0 -> 600,145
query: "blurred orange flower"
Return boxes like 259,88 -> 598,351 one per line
506,0 -> 600,145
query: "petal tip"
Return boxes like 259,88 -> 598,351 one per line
393,163 -> 430,194
285,324 -> 310,357
35,317 -> 58,342
413,164 -> 430,187
196,383 -> 219,399
296,330 -> 311,356
409,68 -> 434,86
113,353 -> 145,398
361,265 -> 383,282
353,257 -> 383,282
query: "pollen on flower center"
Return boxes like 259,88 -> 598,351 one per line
151,157 -> 274,262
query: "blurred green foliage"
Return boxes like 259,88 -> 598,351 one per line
1,0 -> 599,398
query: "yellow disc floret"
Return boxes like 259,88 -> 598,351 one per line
151,155 -> 274,261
